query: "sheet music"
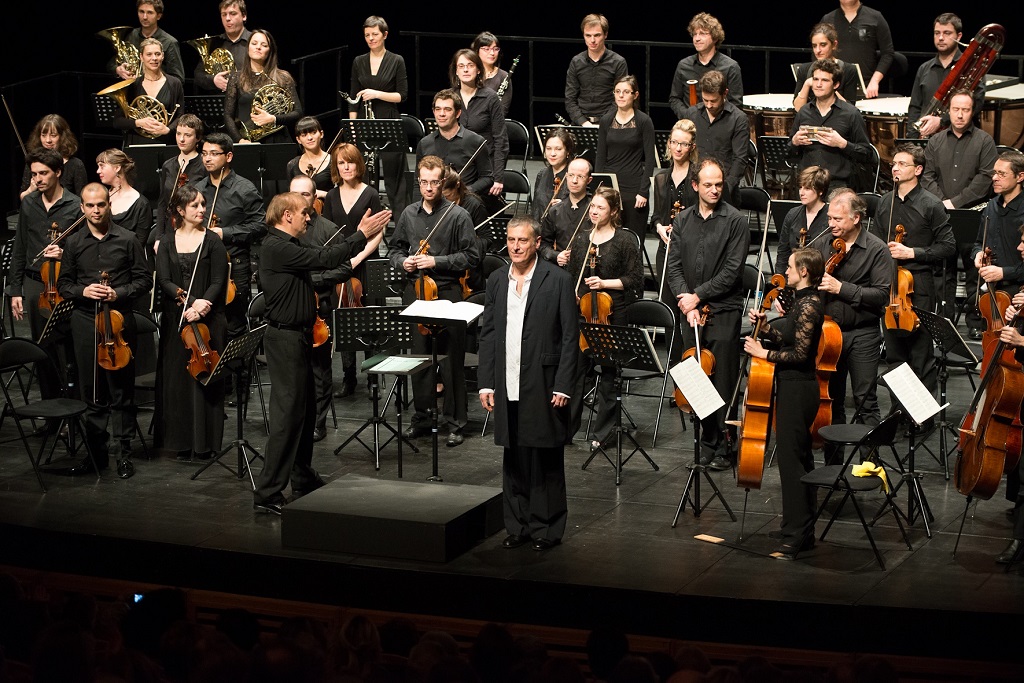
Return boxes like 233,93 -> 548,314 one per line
370,356 -> 428,373
669,356 -> 725,421
401,299 -> 483,323
882,362 -> 946,424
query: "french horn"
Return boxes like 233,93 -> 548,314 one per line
186,35 -> 235,75
98,78 -> 180,139
242,83 -> 293,142
97,26 -> 140,79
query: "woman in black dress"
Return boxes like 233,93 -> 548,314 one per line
532,128 -> 574,222
19,114 -> 87,200
285,116 -> 333,201
652,118 -> 699,303
155,185 -> 228,460
96,149 -> 153,264
112,37 -> 183,146
322,142 -> 385,295
450,48 -> 508,202
153,113 -> 206,250
566,186 -> 643,447
471,31 -> 512,116
224,29 -> 302,144
349,15 -> 408,217
744,247 -> 825,557
596,75 -> 656,240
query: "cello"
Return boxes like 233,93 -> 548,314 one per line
674,305 -> 715,413
576,242 -> 612,352
811,239 -> 847,449
736,274 -> 786,489
95,271 -> 132,371
884,224 -> 919,336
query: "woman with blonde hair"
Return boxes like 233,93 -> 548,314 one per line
96,148 -> 153,257
112,37 -> 184,145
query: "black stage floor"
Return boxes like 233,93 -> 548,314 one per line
1,339 -> 1022,672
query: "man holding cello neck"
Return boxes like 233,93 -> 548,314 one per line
666,158 -> 748,471
57,183 -> 151,476
390,155 -> 478,448
971,151 -> 1024,322
871,144 -> 954,434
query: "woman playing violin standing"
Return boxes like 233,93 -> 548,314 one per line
155,185 -> 228,460
652,119 -> 699,307
566,186 -> 643,449
745,248 -> 825,558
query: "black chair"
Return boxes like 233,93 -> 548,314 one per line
621,299 -> 678,447
502,170 -> 531,214
744,138 -> 758,188
738,263 -> 769,339
738,186 -> 772,261
858,191 -> 882,234
0,338 -> 99,492
481,253 -> 509,282
401,114 -> 425,152
1,238 -> 16,338
996,144 -> 1020,156
505,119 -> 530,174
802,411 -> 912,569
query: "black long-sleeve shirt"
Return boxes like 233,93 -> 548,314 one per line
112,194 -> 154,259
532,166 -> 569,222
596,109 -> 656,198
259,226 -> 366,328
416,127 -> 493,196
9,189 -> 81,296
564,49 -> 628,125
57,223 -> 151,312
775,203 -> 829,274
193,29 -> 252,94
389,198 -> 479,289
566,228 -> 643,316
788,98 -> 872,184
349,51 -> 407,120
223,71 -> 303,143
759,287 -> 824,381
300,213 -> 351,305
679,102 -> 749,198
821,5 -> 894,78
906,52 -> 985,134
668,51 -> 744,115
154,155 -> 207,243
921,125 -> 998,209
651,168 -> 698,229
666,202 -> 750,313
192,171 -> 264,256
970,191 -> 1024,290
481,67 -> 512,116
540,192 -> 592,264
813,227 -> 891,330
462,87 -> 508,180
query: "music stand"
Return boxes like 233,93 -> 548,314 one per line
332,306 -> 422,473
184,94 -> 226,132
947,209 -> 982,324
92,94 -> 120,127
916,307 -> 977,480
342,117 -> 405,196
127,143 -> 177,202
396,301 -> 482,481
230,143 -> 295,197
579,323 -> 661,485
36,299 -> 74,348
364,259 -> 407,302
479,216 -> 510,254
191,324 -> 265,487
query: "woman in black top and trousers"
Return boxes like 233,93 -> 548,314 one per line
745,247 -> 825,557
596,75 -> 656,241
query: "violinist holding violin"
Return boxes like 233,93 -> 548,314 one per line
390,155 -> 479,448
971,152 -> 1024,331
745,248 -> 825,558
540,158 -> 592,267
871,144 -> 955,429
666,158 -> 749,470
57,183 -> 151,475
154,185 -> 227,461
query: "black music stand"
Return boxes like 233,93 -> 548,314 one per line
363,259 -> 406,303
579,323 -> 661,485
916,307 -> 977,480
332,306 -> 421,472
671,360 -> 737,523
191,325 -> 265,487
127,143 -> 177,202
92,94 -> 120,127
479,216 -> 510,254
396,301 -> 482,482
230,143 -> 295,197
758,136 -> 798,199
342,117 -> 405,196
184,94 -> 226,132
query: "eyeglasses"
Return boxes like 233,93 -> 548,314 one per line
669,140 -> 693,148
201,151 -> 226,158
417,179 -> 442,188
613,89 -> 635,96
892,161 -> 916,168
566,173 -> 589,181
479,45 -> 500,52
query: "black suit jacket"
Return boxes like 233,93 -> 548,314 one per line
478,257 -> 579,448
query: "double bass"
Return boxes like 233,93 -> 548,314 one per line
736,274 -> 786,489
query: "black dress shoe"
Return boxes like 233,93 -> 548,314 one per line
996,538 -> 1024,564
969,329 -> 983,341
446,430 -> 464,447
705,455 -> 731,471
333,379 -> 357,398
404,426 -> 430,439
532,538 -> 561,551
69,458 -> 107,475
502,534 -> 530,549
312,427 -> 326,442
776,534 -> 815,559
253,498 -> 285,515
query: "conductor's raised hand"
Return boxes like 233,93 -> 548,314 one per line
357,208 -> 391,239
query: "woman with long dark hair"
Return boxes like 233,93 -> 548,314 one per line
532,128 -> 574,222
224,29 -> 302,143
471,31 -> 512,116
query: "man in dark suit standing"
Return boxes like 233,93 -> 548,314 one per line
478,216 -> 579,552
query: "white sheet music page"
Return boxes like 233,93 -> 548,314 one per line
882,362 -> 947,424
400,299 -> 483,324
669,356 -> 725,421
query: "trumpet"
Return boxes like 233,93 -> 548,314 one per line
97,26 -> 140,79
186,34 -> 235,75
242,83 -> 294,142
98,78 -> 179,139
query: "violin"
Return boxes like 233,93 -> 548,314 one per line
540,174 -> 564,221
577,245 -> 612,352
95,271 -> 132,371
736,274 -> 786,490
884,224 -> 919,336
38,222 -> 63,314
312,293 -> 330,348
414,237 -> 439,336
337,277 -> 364,309
675,305 -> 715,413
811,239 -> 847,449
175,288 -> 220,381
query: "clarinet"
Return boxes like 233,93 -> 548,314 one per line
496,56 -> 520,98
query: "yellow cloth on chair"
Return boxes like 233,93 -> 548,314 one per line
851,462 -> 889,493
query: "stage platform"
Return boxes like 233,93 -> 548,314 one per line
0,343 -> 1022,675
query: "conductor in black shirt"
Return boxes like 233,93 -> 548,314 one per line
253,192 -> 388,514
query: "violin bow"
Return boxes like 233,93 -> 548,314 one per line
473,202 -> 515,232
415,200 -> 458,256
564,181 -> 604,252
313,127 -> 346,178
177,235 -> 206,331
573,230 -> 597,295
205,169 -> 223,231
2,93 -> 27,157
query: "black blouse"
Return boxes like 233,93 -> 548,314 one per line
596,109 -> 656,198
322,184 -> 383,239
112,75 -> 184,146
286,155 -> 334,194
224,71 -> 303,143
112,192 -> 154,257
759,287 -> 823,381
532,165 -> 569,222
349,51 -> 408,120
651,167 -> 698,228
481,67 -> 512,116
566,228 -> 643,320
461,87 -> 509,180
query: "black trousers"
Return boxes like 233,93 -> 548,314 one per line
775,376 -> 819,541
255,326 -> 320,503
678,308 -> 741,459
407,284 -> 467,432
70,308 -> 137,465
502,401 -> 568,542
311,341 -> 333,433
826,325 -> 882,465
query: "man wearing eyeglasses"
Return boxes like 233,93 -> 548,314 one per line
416,89 -> 493,197
390,155 -> 480,447
540,158 -> 592,266
870,145 -> 954,433
192,132 -> 264,399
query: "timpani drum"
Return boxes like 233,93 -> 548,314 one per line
855,97 -> 910,166
743,94 -> 796,141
